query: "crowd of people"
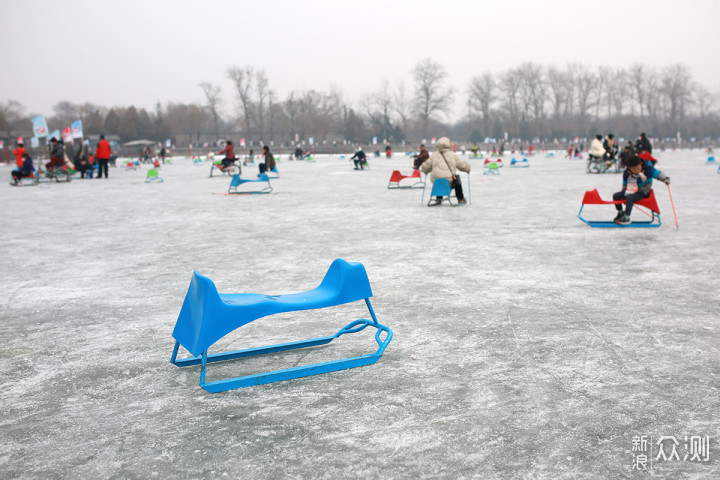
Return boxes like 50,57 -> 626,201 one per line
10,135 -> 114,184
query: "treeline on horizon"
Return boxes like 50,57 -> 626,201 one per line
1,59 -> 719,148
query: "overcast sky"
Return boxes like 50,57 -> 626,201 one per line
2,0 -> 719,122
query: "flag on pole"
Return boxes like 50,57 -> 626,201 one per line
62,127 -> 73,143
32,115 -> 49,138
31,137 -> 40,148
372,137 -> 377,145
431,137 -> 436,144
48,130 -> 60,142
71,120 -> 83,139
165,139 -> 171,147
240,138 -> 246,147
0,141 -> 4,149
309,137 -> 314,145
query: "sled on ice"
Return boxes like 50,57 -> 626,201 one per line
577,189 -> 661,228
170,258 -> 393,392
387,169 -> 425,189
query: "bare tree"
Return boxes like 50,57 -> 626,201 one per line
572,64 -> 597,120
662,64 -> 693,127
199,81 -> 222,140
254,70 -> 270,140
284,91 -> 300,141
499,68 -> 522,132
226,66 -> 254,135
468,72 -> 496,122
546,66 -> 567,119
628,64 -> 646,118
392,80 -> 411,140
411,58 -> 454,138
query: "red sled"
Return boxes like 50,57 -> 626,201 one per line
387,169 -> 425,189
578,189 -> 661,228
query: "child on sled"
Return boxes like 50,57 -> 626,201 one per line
613,155 -> 670,225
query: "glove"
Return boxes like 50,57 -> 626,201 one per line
663,177 -> 671,185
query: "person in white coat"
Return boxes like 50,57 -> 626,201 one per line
421,137 -> 471,205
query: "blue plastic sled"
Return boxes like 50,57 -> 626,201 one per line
170,259 -> 393,392
510,158 -> 530,168
578,189 -> 661,228
228,173 -> 272,194
420,173 -> 471,206
707,156 -> 715,164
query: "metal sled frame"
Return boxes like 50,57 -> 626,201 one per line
578,189 -> 661,228
170,259 -> 393,392
210,161 -> 239,177
227,173 -> 272,194
420,173 -> 471,206
387,169 -> 425,189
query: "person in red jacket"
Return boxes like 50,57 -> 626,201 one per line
216,140 -> 238,172
95,134 -> 112,179
12,142 -> 26,168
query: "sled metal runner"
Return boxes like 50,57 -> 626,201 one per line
578,189 -> 661,228
170,259 -> 393,392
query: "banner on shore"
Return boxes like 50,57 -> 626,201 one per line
0,141 -> 4,149
32,115 -> 49,138
71,120 -> 83,139
240,138 -> 245,147
62,127 -> 73,143
31,137 -> 39,148
165,139 -> 171,147
47,130 -> 60,142
308,137 -> 314,145
372,136 -> 377,145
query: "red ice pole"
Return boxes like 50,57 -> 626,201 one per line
667,183 -> 679,229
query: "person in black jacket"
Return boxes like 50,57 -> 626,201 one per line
350,147 -> 367,170
635,132 -> 652,154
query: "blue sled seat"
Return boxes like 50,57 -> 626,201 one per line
170,259 -> 393,392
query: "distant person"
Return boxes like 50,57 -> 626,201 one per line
74,149 -> 92,178
11,152 -> 35,184
160,146 -> 166,164
589,135 -> 605,161
46,137 -> 65,172
612,155 -> 670,225
618,144 -> 632,169
244,148 -> 254,166
385,143 -> 392,159
350,147 -> 367,170
294,146 -> 303,160
258,145 -> 275,175
12,142 -> 26,168
216,140 -> 237,172
413,144 -> 429,170
421,136 -> 470,205
95,134 -> 112,179
635,132 -> 652,155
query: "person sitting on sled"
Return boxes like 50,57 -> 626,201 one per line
46,137 -> 65,172
589,134 -> 605,161
11,152 -> 35,184
612,155 -> 670,225
413,144 -> 429,170
350,147 -> 367,170
603,133 -> 618,167
421,136 -> 471,205
216,140 -> 238,172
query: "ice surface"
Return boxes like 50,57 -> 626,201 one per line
1,151 -> 718,479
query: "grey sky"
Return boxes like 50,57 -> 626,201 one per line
2,0 -> 719,121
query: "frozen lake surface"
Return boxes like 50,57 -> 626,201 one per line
1,150 -> 718,479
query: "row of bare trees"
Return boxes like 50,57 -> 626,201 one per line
2,60 -> 719,149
